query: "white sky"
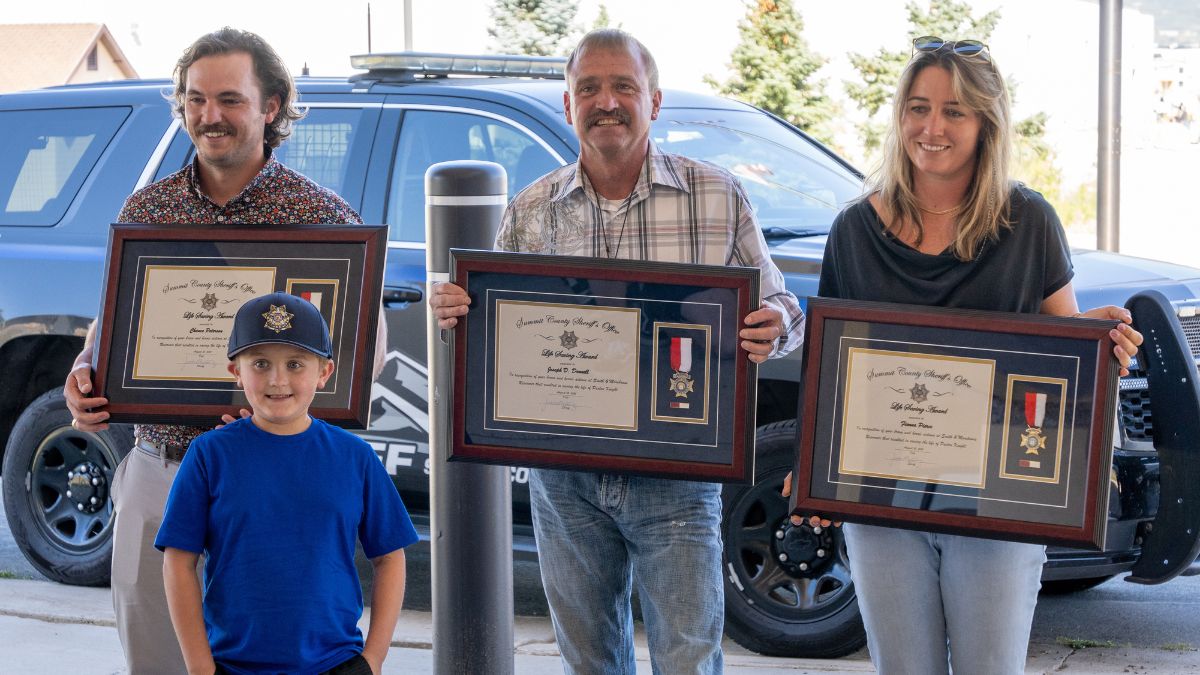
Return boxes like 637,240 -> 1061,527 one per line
2,1 -> 1177,179
7,1 -> 1197,263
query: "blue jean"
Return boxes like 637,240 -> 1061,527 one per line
529,469 -> 724,675
844,523 -> 1046,675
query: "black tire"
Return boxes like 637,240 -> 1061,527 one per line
1040,574 -> 1117,595
721,420 -> 866,658
2,389 -> 132,586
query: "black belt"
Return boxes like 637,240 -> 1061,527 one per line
135,439 -> 188,463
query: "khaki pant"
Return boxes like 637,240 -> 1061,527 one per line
111,444 -> 197,674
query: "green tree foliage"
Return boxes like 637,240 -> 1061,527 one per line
1011,111 -> 1094,227
487,0 -> 581,56
845,1 -> 1092,225
706,0 -> 838,145
845,0 -> 999,155
593,3 -> 619,30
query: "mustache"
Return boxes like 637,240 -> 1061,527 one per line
195,123 -> 235,136
585,109 -> 630,127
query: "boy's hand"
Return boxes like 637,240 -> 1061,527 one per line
216,409 -> 251,429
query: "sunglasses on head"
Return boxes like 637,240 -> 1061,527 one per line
912,36 -> 989,59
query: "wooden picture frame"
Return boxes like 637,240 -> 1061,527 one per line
93,223 -> 387,428
449,250 -> 760,483
790,297 -> 1120,549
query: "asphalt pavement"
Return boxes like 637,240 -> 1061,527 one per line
3,494 -> 1198,673
2,575 -> 1199,674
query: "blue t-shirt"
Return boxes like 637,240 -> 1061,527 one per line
155,417 -> 418,674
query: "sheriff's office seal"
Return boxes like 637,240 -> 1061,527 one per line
909,382 -> 929,403
262,303 -> 295,333
559,330 -> 578,349
201,293 -> 218,310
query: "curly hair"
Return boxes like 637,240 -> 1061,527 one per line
869,47 -> 1013,261
171,27 -> 303,149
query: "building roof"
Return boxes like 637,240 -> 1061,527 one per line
0,23 -> 138,93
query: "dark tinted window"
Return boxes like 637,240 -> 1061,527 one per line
387,110 -> 559,242
0,107 -> 130,226
652,109 -> 861,233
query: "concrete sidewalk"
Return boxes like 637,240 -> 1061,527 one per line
1,577 -> 1196,674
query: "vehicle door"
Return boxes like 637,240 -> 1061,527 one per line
360,94 -> 569,508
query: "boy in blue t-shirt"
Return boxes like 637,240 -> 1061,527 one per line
156,292 -> 418,674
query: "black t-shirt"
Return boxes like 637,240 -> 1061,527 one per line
818,185 -> 1074,313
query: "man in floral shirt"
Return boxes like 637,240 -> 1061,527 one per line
63,27 -> 364,673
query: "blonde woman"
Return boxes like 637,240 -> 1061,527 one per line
812,38 -> 1142,674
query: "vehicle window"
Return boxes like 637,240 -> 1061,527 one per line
387,110 -> 559,242
652,109 -> 862,234
273,107 -> 367,197
0,107 -> 130,226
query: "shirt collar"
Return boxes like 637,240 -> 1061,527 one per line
187,146 -> 279,206
551,141 -> 690,205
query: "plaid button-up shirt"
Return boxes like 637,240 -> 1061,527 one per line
495,143 -> 805,357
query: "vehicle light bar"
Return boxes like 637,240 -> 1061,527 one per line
350,52 -> 567,79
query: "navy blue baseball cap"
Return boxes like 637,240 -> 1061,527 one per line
227,291 -> 333,359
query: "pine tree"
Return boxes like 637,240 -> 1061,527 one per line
845,0 -> 1000,155
843,1 -> 1090,227
593,3 -> 617,30
487,0 -> 581,56
705,0 -> 838,145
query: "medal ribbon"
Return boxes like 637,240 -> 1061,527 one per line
1024,392 -> 1046,428
670,337 -> 692,373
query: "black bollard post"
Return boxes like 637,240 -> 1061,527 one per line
425,161 -> 514,675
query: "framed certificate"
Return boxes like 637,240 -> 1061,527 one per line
93,223 -> 387,428
449,250 -> 760,483
789,297 -> 1121,549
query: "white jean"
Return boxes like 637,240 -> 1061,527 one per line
844,523 -> 1046,675
110,444 -> 195,674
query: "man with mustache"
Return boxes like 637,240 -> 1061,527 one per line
63,27 -> 362,673
430,29 -> 805,674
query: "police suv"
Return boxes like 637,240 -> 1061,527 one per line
1,53 -> 1198,658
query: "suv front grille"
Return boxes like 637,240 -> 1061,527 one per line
1118,313 -> 1200,445
1181,314 -> 1200,356
1119,383 -> 1154,443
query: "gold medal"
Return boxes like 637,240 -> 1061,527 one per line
668,336 -> 694,399
670,370 -> 694,398
1020,391 -> 1048,455
1020,426 -> 1046,454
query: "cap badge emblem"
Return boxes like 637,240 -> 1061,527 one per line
262,304 -> 294,333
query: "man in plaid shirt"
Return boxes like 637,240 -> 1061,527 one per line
431,29 -> 804,674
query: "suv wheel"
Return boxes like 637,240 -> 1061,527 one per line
721,420 -> 866,658
2,389 -> 131,586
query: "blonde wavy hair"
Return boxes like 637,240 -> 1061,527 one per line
869,47 -> 1013,260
